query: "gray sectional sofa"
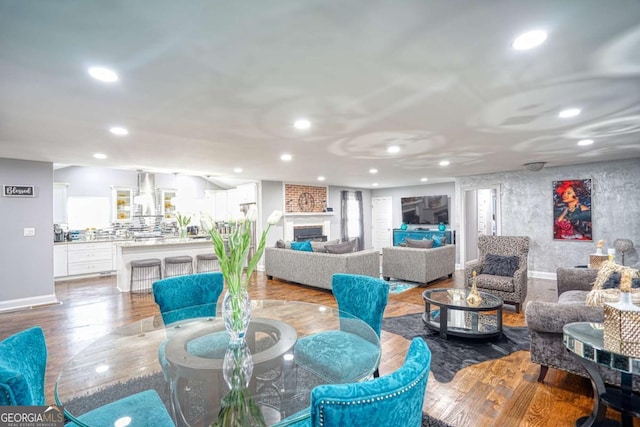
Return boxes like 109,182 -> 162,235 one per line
264,247 -> 380,290
381,244 -> 455,285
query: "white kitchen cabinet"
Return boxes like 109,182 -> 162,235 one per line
53,182 -> 69,224
158,188 -> 177,221
54,245 -> 68,277
112,186 -> 134,222
67,242 -> 113,276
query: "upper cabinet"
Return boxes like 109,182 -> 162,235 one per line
158,188 -> 177,221
112,186 -> 133,222
53,182 -> 69,224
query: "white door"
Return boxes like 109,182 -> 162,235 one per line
372,197 -> 393,251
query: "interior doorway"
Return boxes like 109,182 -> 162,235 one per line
371,196 -> 393,252
460,186 -> 501,267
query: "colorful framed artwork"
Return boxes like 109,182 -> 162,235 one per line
553,179 -> 592,241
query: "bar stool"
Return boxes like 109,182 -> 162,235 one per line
196,253 -> 220,273
130,258 -> 162,293
164,255 -> 194,278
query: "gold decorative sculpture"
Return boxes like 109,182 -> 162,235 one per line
466,271 -> 483,307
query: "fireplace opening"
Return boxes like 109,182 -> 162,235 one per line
294,226 -> 326,242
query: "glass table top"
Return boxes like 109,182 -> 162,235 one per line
423,288 -> 503,310
563,322 -> 640,375
55,300 -> 381,427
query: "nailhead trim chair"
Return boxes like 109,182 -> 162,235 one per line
294,273 -> 389,382
276,337 -> 432,427
0,327 -> 174,427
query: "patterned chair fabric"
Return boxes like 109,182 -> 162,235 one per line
294,274 -> 389,382
464,235 -> 530,313
0,327 -> 46,406
277,337 -> 431,427
0,327 -> 174,426
152,272 -> 228,378
152,272 -> 224,325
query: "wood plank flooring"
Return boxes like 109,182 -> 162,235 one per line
1,272 -> 637,427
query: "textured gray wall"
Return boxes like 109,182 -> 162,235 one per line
0,158 -> 55,306
456,158 -> 640,274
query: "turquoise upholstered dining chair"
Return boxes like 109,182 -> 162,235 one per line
294,273 -> 390,382
278,337 -> 432,427
153,272 -> 228,380
0,326 -> 174,427
152,272 -> 224,325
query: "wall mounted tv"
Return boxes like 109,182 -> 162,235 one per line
401,195 -> 449,225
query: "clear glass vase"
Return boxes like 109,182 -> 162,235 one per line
222,290 -> 252,345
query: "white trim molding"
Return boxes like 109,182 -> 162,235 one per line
0,294 -> 59,313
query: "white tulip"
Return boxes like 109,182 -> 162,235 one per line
267,210 -> 283,225
245,205 -> 258,222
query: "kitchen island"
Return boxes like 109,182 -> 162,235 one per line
115,238 -> 215,292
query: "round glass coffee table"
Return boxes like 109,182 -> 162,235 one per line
422,288 -> 503,339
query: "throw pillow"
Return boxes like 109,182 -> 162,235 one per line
405,238 -> 433,249
432,237 -> 446,248
290,241 -> 313,252
311,239 -> 340,253
275,239 -> 286,249
482,253 -> 519,277
325,240 -> 355,254
585,262 -> 640,306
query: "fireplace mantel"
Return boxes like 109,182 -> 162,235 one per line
283,212 -> 334,217
283,213 -> 333,241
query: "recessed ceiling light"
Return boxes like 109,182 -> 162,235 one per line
280,154 -> 292,161
512,30 -> 547,50
88,67 -> 118,83
293,119 -> 311,130
317,176 -> 325,181
369,168 -> 378,174
577,139 -> 594,146
421,177 -> 428,182
439,160 -> 450,166
233,167 -> 243,173
109,126 -> 128,136
387,146 -> 400,154
558,108 -> 581,118
372,183 -> 379,187
93,153 -> 107,159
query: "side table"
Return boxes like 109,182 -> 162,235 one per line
563,322 -> 640,427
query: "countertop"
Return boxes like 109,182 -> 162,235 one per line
55,236 -> 212,246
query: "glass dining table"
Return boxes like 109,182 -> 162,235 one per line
54,300 -> 381,427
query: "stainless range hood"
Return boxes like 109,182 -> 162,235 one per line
136,172 -> 157,216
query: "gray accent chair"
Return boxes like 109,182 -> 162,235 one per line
526,267 -> 601,382
526,267 -> 639,389
382,244 -> 455,285
464,236 -> 530,313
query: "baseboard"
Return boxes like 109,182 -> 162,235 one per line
529,270 -> 556,280
0,294 -> 59,313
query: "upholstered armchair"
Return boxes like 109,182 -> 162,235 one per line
276,337 -> 431,427
294,273 -> 389,382
464,235 -> 530,313
0,327 -> 175,426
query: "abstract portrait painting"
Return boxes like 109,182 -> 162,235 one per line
553,179 -> 592,241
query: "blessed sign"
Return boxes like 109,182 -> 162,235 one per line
3,185 -> 35,197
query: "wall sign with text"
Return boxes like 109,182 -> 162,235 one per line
3,185 -> 35,197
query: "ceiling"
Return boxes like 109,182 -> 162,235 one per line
1,1 -> 639,189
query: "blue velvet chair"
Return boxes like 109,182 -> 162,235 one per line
278,337 -> 432,427
0,327 -> 174,427
153,272 -> 228,380
152,272 -> 224,325
294,273 -> 390,382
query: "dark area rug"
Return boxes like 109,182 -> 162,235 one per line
383,312 -> 530,383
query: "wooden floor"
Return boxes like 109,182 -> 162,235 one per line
1,272 -> 637,427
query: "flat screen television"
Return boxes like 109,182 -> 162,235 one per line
401,195 -> 449,225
